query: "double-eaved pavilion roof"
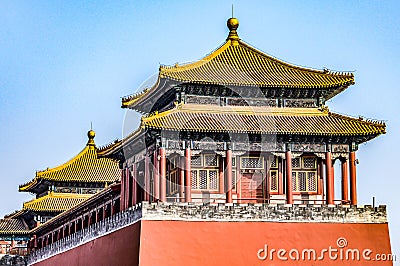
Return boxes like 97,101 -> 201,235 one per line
19,130 -> 121,193
140,104 -> 385,137
122,18 -> 354,110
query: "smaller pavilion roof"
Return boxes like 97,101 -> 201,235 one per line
22,192 -> 92,213
19,130 -> 121,193
0,219 -> 29,236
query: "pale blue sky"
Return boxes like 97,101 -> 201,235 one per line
1,1 -> 399,260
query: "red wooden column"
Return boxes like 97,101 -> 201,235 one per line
325,151 -> 334,204
126,168 -> 131,207
144,156 -> 150,202
120,169 -> 125,211
159,147 -> 167,202
184,146 -> 192,202
179,157 -> 185,202
349,151 -> 357,205
225,147 -> 233,203
153,149 -> 160,201
278,157 -> 284,195
341,158 -> 349,203
285,150 -> 293,204
131,164 -> 137,206
218,157 -> 224,195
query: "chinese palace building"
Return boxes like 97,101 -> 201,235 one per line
3,17 -> 394,265
0,130 -> 120,260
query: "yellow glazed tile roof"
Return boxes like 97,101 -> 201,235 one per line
19,131 -> 121,192
0,219 -> 29,235
22,192 -> 91,212
159,41 -> 354,89
122,19 -> 354,108
141,104 -> 385,136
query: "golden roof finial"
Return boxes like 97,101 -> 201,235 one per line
226,14 -> 240,46
87,129 -> 96,147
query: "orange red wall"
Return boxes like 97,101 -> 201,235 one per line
33,222 -> 141,266
33,220 -> 392,266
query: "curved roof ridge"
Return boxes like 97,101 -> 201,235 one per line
36,145 -> 91,177
238,40 -> 354,77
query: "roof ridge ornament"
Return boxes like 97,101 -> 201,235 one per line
87,129 -> 96,147
227,17 -> 240,46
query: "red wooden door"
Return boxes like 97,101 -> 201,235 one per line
240,173 -> 264,203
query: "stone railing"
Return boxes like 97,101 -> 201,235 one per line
27,204 -> 142,265
142,202 -> 387,223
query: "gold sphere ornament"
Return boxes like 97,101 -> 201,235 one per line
227,17 -> 239,31
88,130 -> 96,139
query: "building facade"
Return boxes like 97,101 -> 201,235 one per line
8,17 -> 395,265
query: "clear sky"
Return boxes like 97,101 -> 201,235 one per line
1,0 -> 399,260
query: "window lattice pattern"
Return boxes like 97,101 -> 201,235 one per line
298,172 -> 307,191
270,170 -> 278,192
209,170 -> 218,190
205,155 -> 218,167
191,169 -> 219,190
270,157 -> 277,168
231,171 -> 236,190
232,157 -> 236,167
191,171 -> 198,189
241,157 -> 263,169
191,156 -> 202,166
199,170 -> 207,189
303,157 -> 316,168
292,158 -> 301,168
292,171 -> 317,192
292,172 -> 297,191
307,172 -> 316,191
169,171 -> 178,194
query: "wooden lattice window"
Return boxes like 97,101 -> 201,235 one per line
191,169 -> 219,190
269,170 -> 278,192
204,154 -> 218,167
191,156 -> 202,166
291,158 -> 301,168
291,156 -> 318,193
168,170 -> 178,195
241,157 -> 264,169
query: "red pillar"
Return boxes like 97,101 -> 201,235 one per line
349,151 -> 357,205
159,147 -> 167,202
154,149 -> 160,201
125,168 -> 131,208
120,169 -> 125,211
218,156 -> 224,194
285,151 -> 293,204
179,157 -> 185,202
278,157 -> 284,195
144,156 -> 150,202
131,164 -> 137,206
185,147 -> 192,202
341,158 -> 349,203
225,149 -> 233,203
325,152 -> 334,204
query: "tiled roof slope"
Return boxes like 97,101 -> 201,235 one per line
0,219 -> 29,235
122,18 -> 354,108
22,192 -> 91,212
19,131 -> 121,192
159,41 -> 354,89
141,104 -> 385,136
